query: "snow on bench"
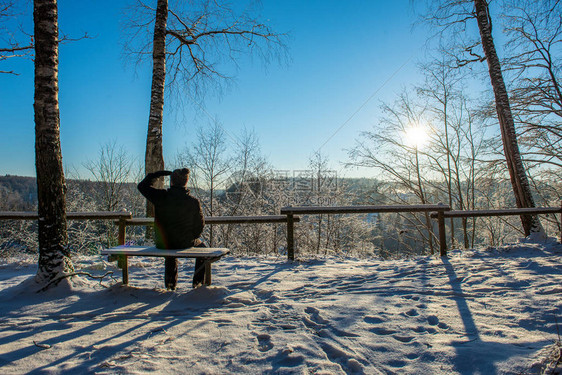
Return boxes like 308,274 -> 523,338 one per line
101,245 -> 230,286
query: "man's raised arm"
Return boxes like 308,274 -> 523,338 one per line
137,170 -> 172,202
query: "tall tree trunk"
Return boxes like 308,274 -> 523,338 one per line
33,0 -> 73,284
145,0 -> 168,217
473,0 -> 544,237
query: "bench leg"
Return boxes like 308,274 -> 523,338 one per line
118,254 -> 129,285
204,261 -> 212,286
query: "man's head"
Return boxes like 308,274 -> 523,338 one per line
170,168 -> 190,187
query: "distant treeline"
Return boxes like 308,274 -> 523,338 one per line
0,174 -> 381,212
0,175 -> 140,211
0,175 -> 37,207
2,173 -> 559,259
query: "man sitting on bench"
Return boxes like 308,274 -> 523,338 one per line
138,168 -> 206,290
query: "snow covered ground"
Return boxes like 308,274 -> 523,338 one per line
0,241 -> 561,374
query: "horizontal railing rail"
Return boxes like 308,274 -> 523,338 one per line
0,211 -> 301,259
281,204 -> 449,215
430,205 -> 562,249
280,204 -> 451,259
123,215 -> 300,226
429,207 -> 562,219
0,211 -> 132,220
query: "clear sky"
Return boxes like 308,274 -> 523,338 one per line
0,0 -> 428,179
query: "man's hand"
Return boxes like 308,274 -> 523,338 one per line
138,170 -> 173,200
152,170 -> 172,177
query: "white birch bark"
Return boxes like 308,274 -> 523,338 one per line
145,0 -> 168,217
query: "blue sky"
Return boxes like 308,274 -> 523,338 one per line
0,0 -> 428,179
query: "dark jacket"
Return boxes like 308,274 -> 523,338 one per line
138,171 -> 204,249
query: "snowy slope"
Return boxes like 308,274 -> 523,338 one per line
0,242 -> 560,374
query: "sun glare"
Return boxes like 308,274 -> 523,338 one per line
404,125 -> 430,150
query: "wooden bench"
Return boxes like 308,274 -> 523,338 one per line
101,245 -> 230,286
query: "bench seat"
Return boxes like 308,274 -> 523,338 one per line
101,245 -> 230,286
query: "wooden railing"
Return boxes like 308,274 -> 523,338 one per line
430,206 -> 562,249
280,204 -> 451,259
0,211 -> 133,221
3,205 -> 559,261
0,211 -> 133,254
0,211 -> 300,259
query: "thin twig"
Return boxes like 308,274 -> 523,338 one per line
38,271 -> 116,292
33,341 -> 51,349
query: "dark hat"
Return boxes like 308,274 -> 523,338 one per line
171,168 -> 190,187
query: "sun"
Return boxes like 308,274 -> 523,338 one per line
403,125 -> 430,150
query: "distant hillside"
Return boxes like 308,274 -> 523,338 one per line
0,174 -> 383,212
0,175 -> 37,206
0,175 -> 140,211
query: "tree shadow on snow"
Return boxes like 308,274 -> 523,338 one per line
441,258 -> 550,375
0,275 -> 229,374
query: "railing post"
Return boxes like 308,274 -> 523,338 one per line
437,206 -> 447,257
287,213 -> 294,261
118,216 -> 126,245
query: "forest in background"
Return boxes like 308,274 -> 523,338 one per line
1,164 -> 559,260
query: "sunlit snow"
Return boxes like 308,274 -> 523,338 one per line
0,241 -> 560,374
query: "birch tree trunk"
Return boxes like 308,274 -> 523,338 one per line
473,0 -> 544,237
145,0 -> 168,217
33,0 -> 74,284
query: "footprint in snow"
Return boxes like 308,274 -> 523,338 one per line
304,306 -> 330,325
406,352 -> 420,360
256,333 -> 274,352
387,359 -> 407,368
404,308 -> 419,317
370,327 -> 397,335
364,316 -> 385,324
425,316 -> 448,329
303,307 -> 359,337
427,315 -> 440,326
320,342 -> 365,374
403,294 -> 420,301
392,334 -> 414,343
